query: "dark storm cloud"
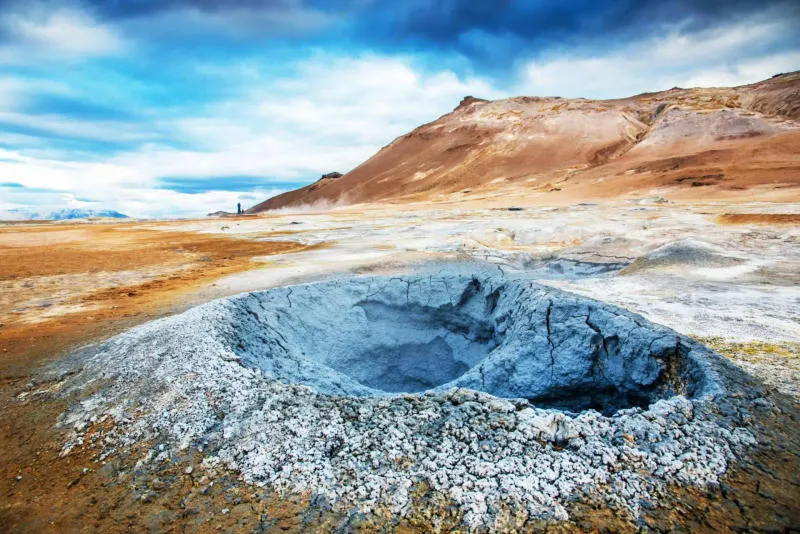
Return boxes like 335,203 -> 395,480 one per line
0,0 -> 317,18
6,0 -> 796,40
2,0 -> 796,67
356,0 -> 798,43
348,0 -> 800,69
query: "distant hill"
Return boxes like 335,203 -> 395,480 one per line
47,208 -> 129,220
249,71 -> 800,211
2,208 -> 130,221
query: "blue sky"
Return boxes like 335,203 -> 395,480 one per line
0,0 -> 798,218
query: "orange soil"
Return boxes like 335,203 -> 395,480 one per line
716,213 -> 800,225
0,222 -> 319,376
0,221 -> 328,533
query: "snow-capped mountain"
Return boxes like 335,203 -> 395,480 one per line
46,208 -> 129,220
1,208 -> 130,220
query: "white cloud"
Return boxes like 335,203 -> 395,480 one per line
0,148 -> 284,218
517,16 -> 800,98
0,4 -> 126,63
260,55 -> 500,141
680,52 -> 800,88
0,148 -> 139,191
0,77 -> 73,112
111,55 -> 500,186
0,54 -> 501,217
0,110 -> 156,142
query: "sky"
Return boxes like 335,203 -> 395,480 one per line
0,0 -> 798,218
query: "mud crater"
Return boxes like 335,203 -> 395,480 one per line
55,272 -> 762,528
225,276 -> 705,414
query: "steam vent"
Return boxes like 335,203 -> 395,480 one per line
57,273 -> 774,528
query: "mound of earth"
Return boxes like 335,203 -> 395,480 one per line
624,239 -> 746,273
53,272 -> 771,529
250,72 -> 800,211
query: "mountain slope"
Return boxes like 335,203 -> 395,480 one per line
249,72 -> 800,212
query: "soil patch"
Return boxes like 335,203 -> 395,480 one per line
716,213 -> 800,225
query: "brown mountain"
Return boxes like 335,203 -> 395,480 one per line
248,72 -> 800,212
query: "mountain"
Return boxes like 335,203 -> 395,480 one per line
46,208 -> 130,220
249,72 -> 800,212
2,208 -> 130,221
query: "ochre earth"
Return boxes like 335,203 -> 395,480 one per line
0,221 -> 319,376
0,220 -> 327,533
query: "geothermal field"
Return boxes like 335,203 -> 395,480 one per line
1,72 -> 800,532
2,199 -> 799,532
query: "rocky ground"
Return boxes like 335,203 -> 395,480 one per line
1,200 -> 799,532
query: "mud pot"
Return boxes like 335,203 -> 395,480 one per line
47,271 -> 777,529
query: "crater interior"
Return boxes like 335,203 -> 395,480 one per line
57,272 -> 756,529
222,275 -> 707,413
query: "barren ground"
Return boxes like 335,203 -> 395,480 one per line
1,200 -> 798,532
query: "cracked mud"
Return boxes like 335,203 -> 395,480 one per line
51,271 -> 774,529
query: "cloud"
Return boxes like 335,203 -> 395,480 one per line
156,176 -> 308,194
59,0 -> 330,20
0,3 -> 127,63
4,1 -> 793,73
363,0 -> 797,40
105,53 -> 500,184
113,1 -> 797,72
0,54 -> 500,217
0,111 -> 153,143
517,15 -> 800,98
85,0 -> 339,44
0,149 -> 289,218
0,76 -> 72,111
